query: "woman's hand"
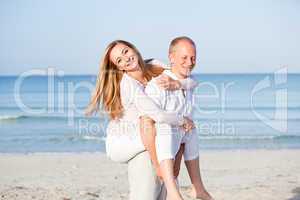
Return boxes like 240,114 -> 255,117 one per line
156,74 -> 181,90
182,117 -> 195,133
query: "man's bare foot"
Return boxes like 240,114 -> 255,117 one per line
190,186 -> 214,200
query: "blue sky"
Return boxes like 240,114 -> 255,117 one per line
0,0 -> 299,75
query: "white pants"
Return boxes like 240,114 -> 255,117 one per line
106,133 -> 145,163
106,120 -> 145,163
128,151 -> 167,200
106,120 -> 199,163
155,123 -> 200,163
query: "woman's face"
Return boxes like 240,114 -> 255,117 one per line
109,43 -> 139,71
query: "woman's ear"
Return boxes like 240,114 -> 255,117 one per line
115,65 -> 124,71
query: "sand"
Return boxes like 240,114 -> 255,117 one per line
0,150 -> 299,200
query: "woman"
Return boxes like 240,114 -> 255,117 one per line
86,40 -> 195,200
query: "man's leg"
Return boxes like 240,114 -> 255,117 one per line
185,158 -> 214,200
128,151 -> 166,200
184,130 -> 214,200
174,144 -> 184,178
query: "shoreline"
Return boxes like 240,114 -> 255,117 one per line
1,147 -> 300,155
0,149 -> 300,200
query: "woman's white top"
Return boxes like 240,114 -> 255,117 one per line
106,61 -> 198,163
119,73 -> 185,125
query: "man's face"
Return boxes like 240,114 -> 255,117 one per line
169,40 -> 196,78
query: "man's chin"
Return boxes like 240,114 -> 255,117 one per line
182,71 -> 191,77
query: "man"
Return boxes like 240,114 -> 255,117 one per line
127,36 -> 213,200
143,36 -> 213,200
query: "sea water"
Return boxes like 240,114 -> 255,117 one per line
0,73 -> 299,153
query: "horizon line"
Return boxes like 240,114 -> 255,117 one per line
1,72 -> 299,77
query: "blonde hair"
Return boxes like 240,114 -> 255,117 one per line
86,40 -> 163,119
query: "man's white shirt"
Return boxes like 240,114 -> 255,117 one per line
145,69 -> 194,124
145,69 -> 199,162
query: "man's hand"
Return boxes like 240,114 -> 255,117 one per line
156,74 -> 181,90
181,117 -> 195,133
154,165 -> 163,180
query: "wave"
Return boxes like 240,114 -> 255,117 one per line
0,105 -> 90,110
0,114 -> 106,121
195,106 -> 300,110
0,115 -> 28,120
194,118 -> 300,122
3,134 -> 299,144
1,114 -> 299,123
1,105 -> 299,110
44,134 -> 300,142
81,135 -> 106,141
198,135 -> 300,140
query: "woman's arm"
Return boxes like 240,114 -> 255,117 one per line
179,77 -> 199,90
121,76 -> 185,125
145,59 -> 198,90
156,74 -> 198,90
134,84 -> 185,125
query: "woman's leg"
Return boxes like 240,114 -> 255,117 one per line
128,151 -> 164,200
140,117 -> 185,179
140,116 -> 162,177
140,116 -> 184,199
160,159 -> 183,200
106,120 -> 145,163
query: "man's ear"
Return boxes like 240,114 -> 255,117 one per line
168,53 -> 175,66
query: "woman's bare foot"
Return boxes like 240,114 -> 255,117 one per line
190,186 -> 214,200
167,194 -> 184,200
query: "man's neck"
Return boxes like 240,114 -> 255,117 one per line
171,67 -> 187,80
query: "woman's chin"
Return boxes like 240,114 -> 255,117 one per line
127,64 -> 139,72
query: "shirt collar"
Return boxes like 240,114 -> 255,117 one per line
124,73 -> 144,87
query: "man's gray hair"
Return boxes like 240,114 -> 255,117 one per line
169,36 -> 196,54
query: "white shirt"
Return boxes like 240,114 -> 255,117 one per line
119,73 -> 185,125
145,70 -> 194,124
144,70 -> 199,162
106,68 -> 198,163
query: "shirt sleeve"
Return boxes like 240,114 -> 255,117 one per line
121,76 -> 184,125
179,76 -> 199,90
146,59 -> 198,90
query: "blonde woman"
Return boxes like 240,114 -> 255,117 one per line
86,40 -> 196,200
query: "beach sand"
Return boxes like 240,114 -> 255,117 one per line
0,150 -> 299,200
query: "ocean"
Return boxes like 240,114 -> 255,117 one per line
0,73 -> 299,153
